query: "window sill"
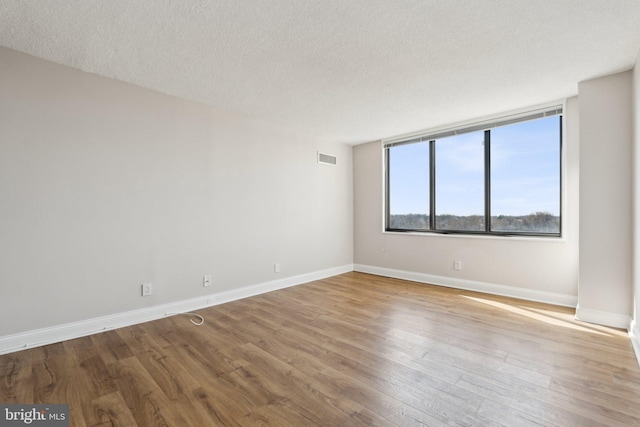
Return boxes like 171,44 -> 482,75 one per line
383,230 -> 566,243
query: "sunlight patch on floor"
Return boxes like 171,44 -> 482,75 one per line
461,295 -> 624,337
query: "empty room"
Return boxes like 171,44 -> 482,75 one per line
2,1 -> 640,426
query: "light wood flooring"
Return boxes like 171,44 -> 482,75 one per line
1,272 -> 640,426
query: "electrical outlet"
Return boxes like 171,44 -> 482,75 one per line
274,263 -> 281,273
454,260 -> 462,271
203,275 -> 212,287
141,283 -> 153,296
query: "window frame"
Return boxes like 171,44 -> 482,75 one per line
384,106 -> 563,238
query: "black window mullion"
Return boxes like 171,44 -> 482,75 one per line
385,148 -> 391,229
484,130 -> 491,232
558,116 -> 563,237
429,140 -> 436,230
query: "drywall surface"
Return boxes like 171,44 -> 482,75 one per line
578,70 -> 633,319
634,53 -> 640,338
354,98 -> 580,299
0,47 -> 353,336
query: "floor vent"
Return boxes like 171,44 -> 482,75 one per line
317,152 -> 337,166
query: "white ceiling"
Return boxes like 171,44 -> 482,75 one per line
1,1 -> 640,145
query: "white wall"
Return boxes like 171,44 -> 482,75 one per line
0,47 -> 353,337
577,70 -> 633,328
633,52 -> 640,349
354,99 -> 580,304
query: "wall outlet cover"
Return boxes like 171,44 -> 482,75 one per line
141,283 -> 153,296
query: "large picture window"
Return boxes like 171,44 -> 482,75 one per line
385,107 -> 562,236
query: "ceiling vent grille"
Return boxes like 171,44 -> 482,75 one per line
317,152 -> 337,166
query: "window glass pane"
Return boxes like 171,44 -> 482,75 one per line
388,142 -> 429,229
435,131 -> 485,231
490,116 -> 560,233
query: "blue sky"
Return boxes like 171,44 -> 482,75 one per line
389,116 -> 560,216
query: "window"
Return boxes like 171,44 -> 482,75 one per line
385,107 -> 562,236
435,131 -> 485,231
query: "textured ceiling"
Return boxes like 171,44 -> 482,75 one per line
1,1 -> 640,144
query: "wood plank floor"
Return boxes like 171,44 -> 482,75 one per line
2,272 -> 640,426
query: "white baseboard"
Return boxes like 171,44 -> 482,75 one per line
354,264 -> 578,307
629,320 -> 640,368
0,264 -> 354,355
574,304 -> 632,330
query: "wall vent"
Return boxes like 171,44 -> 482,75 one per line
317,152 -> 337,166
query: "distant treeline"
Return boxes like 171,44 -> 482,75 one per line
389,212 -> 559,233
